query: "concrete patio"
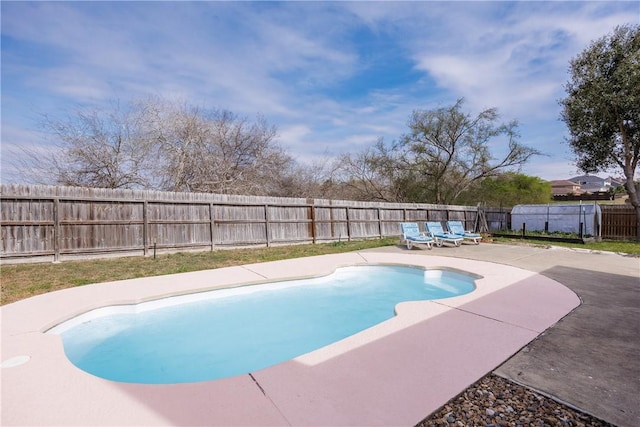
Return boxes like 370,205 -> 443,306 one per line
1,243 -> 637,426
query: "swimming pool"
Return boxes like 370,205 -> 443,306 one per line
48,265 -> 477,384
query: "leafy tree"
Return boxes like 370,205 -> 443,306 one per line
337,99 -> 540,204
458,173 -> 552,207
560,24 -> 640,240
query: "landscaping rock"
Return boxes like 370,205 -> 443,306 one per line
416,374 -> 614,427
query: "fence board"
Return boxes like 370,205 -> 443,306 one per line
601,205 -> 637,240
484,208 -> 510,231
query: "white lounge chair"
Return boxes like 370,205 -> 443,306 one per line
446,220 -> 481,245
400,222 -> 433,250
424,221 -> 463,247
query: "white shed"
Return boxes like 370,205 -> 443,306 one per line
511,203 -> 602,237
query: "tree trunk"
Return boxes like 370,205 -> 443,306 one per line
624,176 -> 640,242
635,204 -> 640,243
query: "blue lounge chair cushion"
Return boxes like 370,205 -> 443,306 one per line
446,221 -> 481,244
400,222 -> 433,249
424,221 -> 463,247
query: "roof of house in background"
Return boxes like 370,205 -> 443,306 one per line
607,177 -> 625,186
568,174 -> 605,184
550,180 -> 583,195
551,180 -> 581,186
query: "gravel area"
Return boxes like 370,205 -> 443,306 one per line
416,374 -> 614,427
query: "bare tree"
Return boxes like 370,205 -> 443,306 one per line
28,102 -> 154,188
333,140 -> 403,202
25,97 -> 299,196
134,98 -> 295,195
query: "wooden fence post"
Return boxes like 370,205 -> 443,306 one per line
53,198 -> 60,262
143,200 -> 149,257
264,204 -> 271,247
310,203 -> 317,244
209,203 -> 215,251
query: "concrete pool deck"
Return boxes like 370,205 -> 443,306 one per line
0,244 -> 636,426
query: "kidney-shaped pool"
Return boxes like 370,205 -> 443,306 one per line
47,265 -> 478,384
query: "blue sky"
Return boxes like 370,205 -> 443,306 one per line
2,1 -> 639,184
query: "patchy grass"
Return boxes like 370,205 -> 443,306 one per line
0,238 -> 397,306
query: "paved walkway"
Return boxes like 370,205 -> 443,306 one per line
370,243 -> 640,427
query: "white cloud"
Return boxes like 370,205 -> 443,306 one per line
277,124 -> 313,149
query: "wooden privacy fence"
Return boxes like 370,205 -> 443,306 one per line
600,204 -> 637,240
0,184 -> 481,263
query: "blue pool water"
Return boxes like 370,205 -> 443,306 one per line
49,265 -> 477,384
